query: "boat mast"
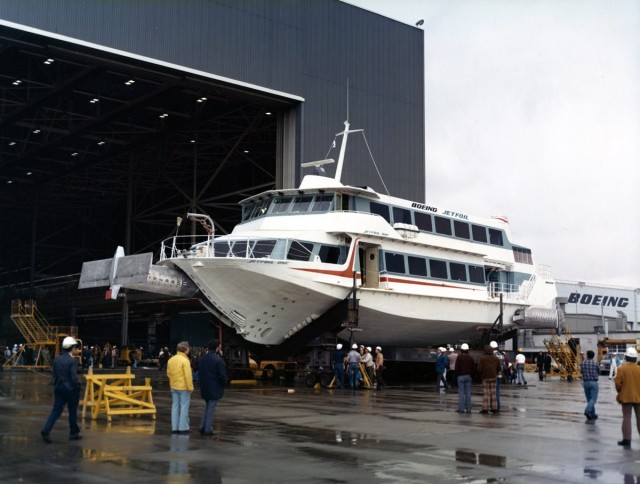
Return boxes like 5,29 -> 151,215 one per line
334,120 -> 350,183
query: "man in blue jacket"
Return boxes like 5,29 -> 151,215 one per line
41,336 -> 82,443
198,340 -> 227,436
436,347 -> 449,391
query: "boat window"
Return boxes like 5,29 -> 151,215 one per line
392,207 -> 412,224
513,246 -> 533,264
453,221 -> 470,239
384,252 -> 406,274
291,195 -> 314,213
287,240 -> 314,261
414,212 -> 433,232
370,202 -> 391,223
408,256 -> 427,276
468,265 -> 485,284
429,259 -> 448,279
449,262 -> 467,281
271,196 -> 294,214
488,228 -> 504,246
312,194 -> 334,212
213,241 -> 231,257
231,241 -> 248,257
434,216 -> 452,236
251,240 -> 276,258
472,224 -> 487,243
318,245 -> 345,264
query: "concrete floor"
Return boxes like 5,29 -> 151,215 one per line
0,368 -> 638,483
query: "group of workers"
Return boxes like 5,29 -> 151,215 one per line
333,343 -> 384,390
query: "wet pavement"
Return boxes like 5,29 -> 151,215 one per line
1,369 -> 639,483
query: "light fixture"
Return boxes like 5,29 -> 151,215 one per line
12,80 -> 22,86
97,141 -> 106,145
44,58 -> 54,65
33,129 -> 41,134
89,98 -> 100,104
244,150 -> 249,153
26,172 -> 33,176
7,180 -> 13,184
71,152 -> 79,157
190,139 -> 196,143
159,113 -> 168,118
8,141 -> 16,146
196,97 -> 207,103
265,112 -> 272,116
125,79 -> 135,85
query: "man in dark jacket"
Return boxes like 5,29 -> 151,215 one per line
198,340 -> 227,436
41,336 -> 82,443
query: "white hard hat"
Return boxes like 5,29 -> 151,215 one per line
376,346 -> 382,351
461,343 -> 469,350
366,346 -> 372,352
449,347 -> 454,352
62,336 -> 78,349
336,344 -> 343,350
352,344 -> 358,349
489,341 -> 498,349
438,347 -> 446,352
625,347 -> 638,359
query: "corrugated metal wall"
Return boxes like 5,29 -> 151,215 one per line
0,0 -> 425,201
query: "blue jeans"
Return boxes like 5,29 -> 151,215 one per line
349,363 -> 360,388
457,374 -> 472,411
199,399 -> 219,434
43,386 -> 80,435
171,390 -> 191,431
334,363 -> 345,388
583,380 -> 599,417
516,365 -> 527,385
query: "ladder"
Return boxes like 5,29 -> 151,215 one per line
543,328 -> 581,381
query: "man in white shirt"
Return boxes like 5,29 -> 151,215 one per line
515,351 -> 527,386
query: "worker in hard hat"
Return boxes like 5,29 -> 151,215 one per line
41,336 -> 82,443
333,344 -> 346,388
515,349 -> 527,386
614,347 -> 640,447
455,343 -> 474,413
346,344 -> 362,389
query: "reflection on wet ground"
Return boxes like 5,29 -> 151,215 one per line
1,370 -> 640,482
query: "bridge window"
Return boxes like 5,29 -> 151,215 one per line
231,241 -> 248,257
513,247 -> 533,264
271,196 -> 294,214
318,245 -> 348,264
312,194 -> 334,212
489,228 -> 503,246
291,195 -> 314,213
472,224 -> 487,243
370,202 -> 391,223
434,216 -> 452,236
429,259 -> 448,279
454,221 -> 470,239
392,207 -> 412,224
449,262 -> 467,281
414,212 -> 432,232
213,241 -> 231,257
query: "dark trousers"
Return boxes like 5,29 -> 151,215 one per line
376,366 -> 385,390
43,386 -> 80,435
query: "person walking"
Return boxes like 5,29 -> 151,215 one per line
455,343 -> 475,413
346,344 -> 362,389
477,345 -> 501,414
490,341 -> 505,410
435,347 -> 449,391
197,340 -> 227,436
333,343 -> 346,388
609,352 -> 620,380
167,341 -> 194,434
580,350 -> 600,420
515,350 -> 527,386
374,346 -> 385,390
614,347 -> 640,447
40,336 -> 82,443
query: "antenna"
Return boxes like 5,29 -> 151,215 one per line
346,78 -> 349,122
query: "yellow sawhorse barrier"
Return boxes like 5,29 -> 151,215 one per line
82,366 -> 156,422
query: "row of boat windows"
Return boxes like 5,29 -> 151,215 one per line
212,239 -> 349,264
383,252 -> 486,284
240,193 -> 534,259
383,251 -> 533,287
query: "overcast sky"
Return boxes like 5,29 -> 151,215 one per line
344,0 -> 640,289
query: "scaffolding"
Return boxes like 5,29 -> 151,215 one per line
3,299 -> 79,369
543,328 -> 581,381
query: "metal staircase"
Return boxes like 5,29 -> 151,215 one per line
4,299 -> 78,369
543,328 -> 581,381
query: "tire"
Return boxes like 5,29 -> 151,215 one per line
304,373 -> 317,387
262,365 -> 276,381
319,373 -> 332,388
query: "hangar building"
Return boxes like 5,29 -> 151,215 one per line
0,1 -> 425,348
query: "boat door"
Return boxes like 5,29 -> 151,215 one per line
358,244 -> 380,289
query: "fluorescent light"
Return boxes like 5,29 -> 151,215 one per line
33,129 -> 41,134
26,172 -> 33,176
12,80 -> 22,86
97,141 -> 106,145
8,141 -> 16,146
44,58 -> 54,64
